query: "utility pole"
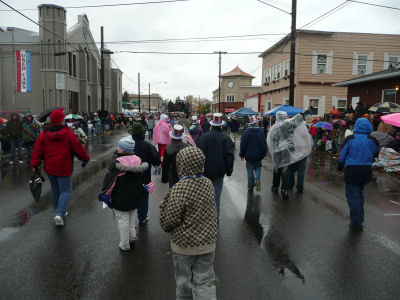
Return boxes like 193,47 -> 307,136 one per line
138,73 -> 141,112
100,26 -> 105,110
148,83 -> 151,112
289,0 -> 297,106
214,51 -> 226,113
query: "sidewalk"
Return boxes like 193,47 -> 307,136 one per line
0,129 -> 130,228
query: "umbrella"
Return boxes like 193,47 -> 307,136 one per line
368,102 -> 400,113
263,104 -> 304,117
65,114 -> 83,120
231,107 -> 258,117
329,108 -> 341,116
381,113 -> 400,127
38,107 -> 63,122
313,122 -> 333,130
29,170 -> 45,203
370,131 -> 395,147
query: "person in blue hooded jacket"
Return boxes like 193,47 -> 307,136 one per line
338,118 -> 380,231
240,116 -> 267,192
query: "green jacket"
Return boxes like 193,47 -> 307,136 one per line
6,114 -> 23,138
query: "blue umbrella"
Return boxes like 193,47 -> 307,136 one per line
231,107 -> 258,117
263,104 -> 304,117
313,122 -> 333,130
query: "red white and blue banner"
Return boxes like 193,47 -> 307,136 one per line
16,50 -> 32,92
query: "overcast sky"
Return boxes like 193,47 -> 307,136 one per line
1,0 -> 399,100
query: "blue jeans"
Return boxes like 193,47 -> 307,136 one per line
48,175 -> 72,218
10,138 -> 23,161
288,157 -> 307,192
246,160 -> 262,189
137,189 -> 149,222
172,251 -> 216,300
345,183 -> 365,228
212,177 -> 224,216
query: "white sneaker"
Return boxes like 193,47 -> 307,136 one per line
255,179 -> 261,192
54,215 -> 64,227
18,160 -> 23,164
9,161 -> 14,165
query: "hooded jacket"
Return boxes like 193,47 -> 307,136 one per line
240,126 -> 267,161
131,132 -> 161,184
339,118 -> 380,184
162,139 -> 189,185
160,147 -> 218,255
101,153 -> 149,211
153,119 -> 172,145
6,113 -> 23,138
198,126 -> 235,179
31,125 -> 90,176
22,115 -> 40,143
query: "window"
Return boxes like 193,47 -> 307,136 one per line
382,89 -> 396,103
73,54 -> 77,77
309,99 -> 319,115
357,55 -> 368,74
317,55 -> 327,73
388,56 -> 399,66
337,99 -> 347,113
267,101 -> 272,111
284,98 -> 289,105
68,52 -> 72,75
264,69 -> 271,83
273,64 -> 281,80
226,94 -> 235,102
284,60 -> 290,76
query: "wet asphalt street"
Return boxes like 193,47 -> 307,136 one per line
1,132 -> 400,299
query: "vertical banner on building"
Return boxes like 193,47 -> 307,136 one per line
16,50 -> 32,92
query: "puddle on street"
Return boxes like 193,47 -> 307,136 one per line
0,227 -> 19,242
244,194 -> 305,284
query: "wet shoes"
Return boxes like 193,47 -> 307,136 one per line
255,179 -> 261,192
139,216 -> 149,225
349,223 -> 363,231
54,215 -> 64,227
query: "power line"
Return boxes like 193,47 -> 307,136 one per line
298,1 -> 351,30
0,0 -> 80,52
348,0 -> 400,11
256,0 -> 291,14
0,33 -> 288,46
0,0 -> 190,12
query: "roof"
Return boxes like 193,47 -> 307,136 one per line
38,4 -> 66,11
333,65 -> 400,87
221,66 -> 255,78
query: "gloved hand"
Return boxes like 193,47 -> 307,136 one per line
81,162 -> 87,168
337,162 -> 344,171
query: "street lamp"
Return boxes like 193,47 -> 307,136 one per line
148,81 -> 167,112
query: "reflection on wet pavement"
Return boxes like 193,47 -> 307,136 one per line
244,193 -> 305,283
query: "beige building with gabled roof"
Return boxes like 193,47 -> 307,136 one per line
259,30 -> 400,116
212,66 -> 260,113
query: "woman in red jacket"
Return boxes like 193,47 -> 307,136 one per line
31,109 -> 90,227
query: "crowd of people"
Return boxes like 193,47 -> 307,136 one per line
1,102 -> 399,299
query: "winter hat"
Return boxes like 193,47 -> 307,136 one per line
117,136 -> 135,153
170,124 -> 184,139
210,113 -> 223,126
50,108 -> 65,124
129,122 -> 145,135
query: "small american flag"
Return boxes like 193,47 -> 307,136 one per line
143,181 -> 156,194
184,126 -> 196,147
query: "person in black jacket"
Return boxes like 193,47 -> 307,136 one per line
129,122 -> 161,224
198,113 -> 234,216
162,125 -> 189,188
202,117 -> 211,133
229,115 -> 241,146
100,136 -> 149,250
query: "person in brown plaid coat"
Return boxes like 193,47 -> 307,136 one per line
160,146 -> 218,300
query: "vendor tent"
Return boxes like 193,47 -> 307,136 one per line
263,104 -> 304,117
230,107 -> 258,116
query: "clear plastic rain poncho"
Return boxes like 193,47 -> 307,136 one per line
267,111 -> 312,169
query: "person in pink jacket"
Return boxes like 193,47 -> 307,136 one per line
153,114 -> 172,163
